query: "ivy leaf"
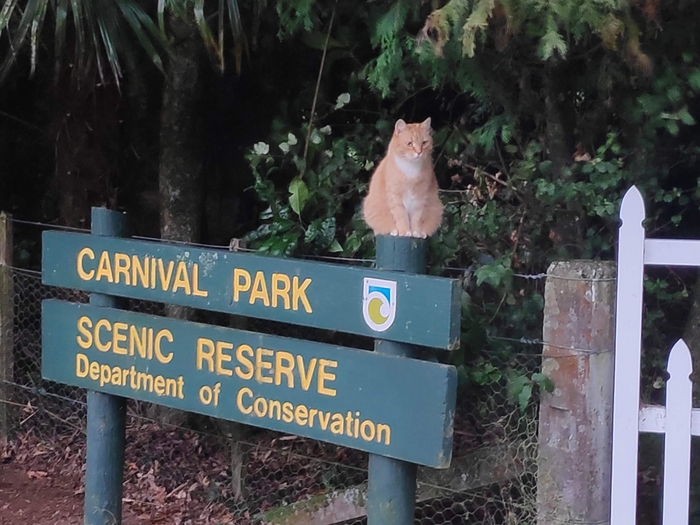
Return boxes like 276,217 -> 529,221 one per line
334,92 -> 351,109
688,69 -> 700,93
289,177 -> 309,216
518,383 -> 533,412
318,217 -> 336,248
679,107 -> 696,126
328,239 -> 343,253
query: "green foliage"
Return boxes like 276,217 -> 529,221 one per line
268,0 -> 700,410
0,0 -> 165,85
244,104 -> 383,258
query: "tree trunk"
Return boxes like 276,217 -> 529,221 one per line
159,14 -> 205,246
543,60 -> 583,254
150,12 -> 205,426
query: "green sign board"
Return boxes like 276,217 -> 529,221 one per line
42,300 -> 456,468
42,231 -> 460,349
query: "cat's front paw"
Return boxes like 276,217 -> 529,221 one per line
411,231 -> 427,239
390,230 -> 398,236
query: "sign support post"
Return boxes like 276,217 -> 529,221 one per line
84,207 -> 128,525
367,235 -> 425,525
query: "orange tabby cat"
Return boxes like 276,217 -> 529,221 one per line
363,118 -> 443,238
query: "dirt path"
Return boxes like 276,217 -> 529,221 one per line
0,462 -> 145,525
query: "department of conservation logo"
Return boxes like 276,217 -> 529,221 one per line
362,278 -> 397,332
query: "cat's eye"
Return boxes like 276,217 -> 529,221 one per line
422,140 -> 429,145
406,141 -> 412,147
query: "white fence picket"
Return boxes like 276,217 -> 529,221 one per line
662,340 -> 693,525
612,185 -> 700,525
611,186 -> 646,525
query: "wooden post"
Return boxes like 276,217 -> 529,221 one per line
84,207 -> 128,525
537,260 -> 616,525
366,235 -> 425,525
0,212 -> 13,446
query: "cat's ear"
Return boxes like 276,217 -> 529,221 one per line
394,119 -> 407,134
421,117 -> 432,131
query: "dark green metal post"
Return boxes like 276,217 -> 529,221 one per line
367,235 -> 426,525
84,207 -> 127,525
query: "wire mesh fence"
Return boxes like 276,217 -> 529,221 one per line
0,230 -> 546,525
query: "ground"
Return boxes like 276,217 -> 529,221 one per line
0,461 -> 151,525
0,421 -> 238,525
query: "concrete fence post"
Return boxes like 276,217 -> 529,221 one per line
537,260 -> 616,525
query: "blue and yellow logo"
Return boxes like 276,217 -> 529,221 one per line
362,278 -> 397,332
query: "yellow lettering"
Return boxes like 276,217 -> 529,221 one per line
76,353 -> 89,377
132,256 -> 149,288
235,344 -> 254,380
360,420 -> 375,441
76,316 -> 93,349
197,338 -> 215,372
155,330 -> 174,364
317,359 -> 337,396
271,273 -> 291,309
157,259 -> 175,291
330,413 -> 344,434
377,424 -> 391,445
114,253 -> 130,285
112,322 -> 128,355
255,348 -> 273,384
94,319 -> 112,352
253,397 -> 267,417
233,269 -> 251,302
268,400 -> 281,419
297,356 -> 317,391
165,378 -> 177,397
236,387 -> 253,415
249,271 -> 270,306
282,402 -> 294,423
318,411 -> 331,430
216,341 -> 234,376
129,326 -> 147,358
172,261 -> 191,295
294,404 -> 308,426
274,351 -> 295,388
100,364 -> 110,386
111,366 -> 122,386
89,361 -> 99,380
137,372 -> 154,391
147,328 -> 154,359
150,259 -> 157,289
192,264 -> 208,297
154,375 -> 165,396
292,276 -> 312,313
95,251 -> 114,283
177,377 -> 185,399
308,408 -> 318,428
76,248 -> 95,280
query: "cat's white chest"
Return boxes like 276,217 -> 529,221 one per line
403,189 -> 420,218
394,155 -> 422,178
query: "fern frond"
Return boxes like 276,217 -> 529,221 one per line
462,0 -> 495,58
538,15 -> 567,60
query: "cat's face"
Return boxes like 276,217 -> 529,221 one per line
391,118 -> 433,161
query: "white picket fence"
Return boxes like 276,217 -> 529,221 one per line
611,185 -> 700,525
